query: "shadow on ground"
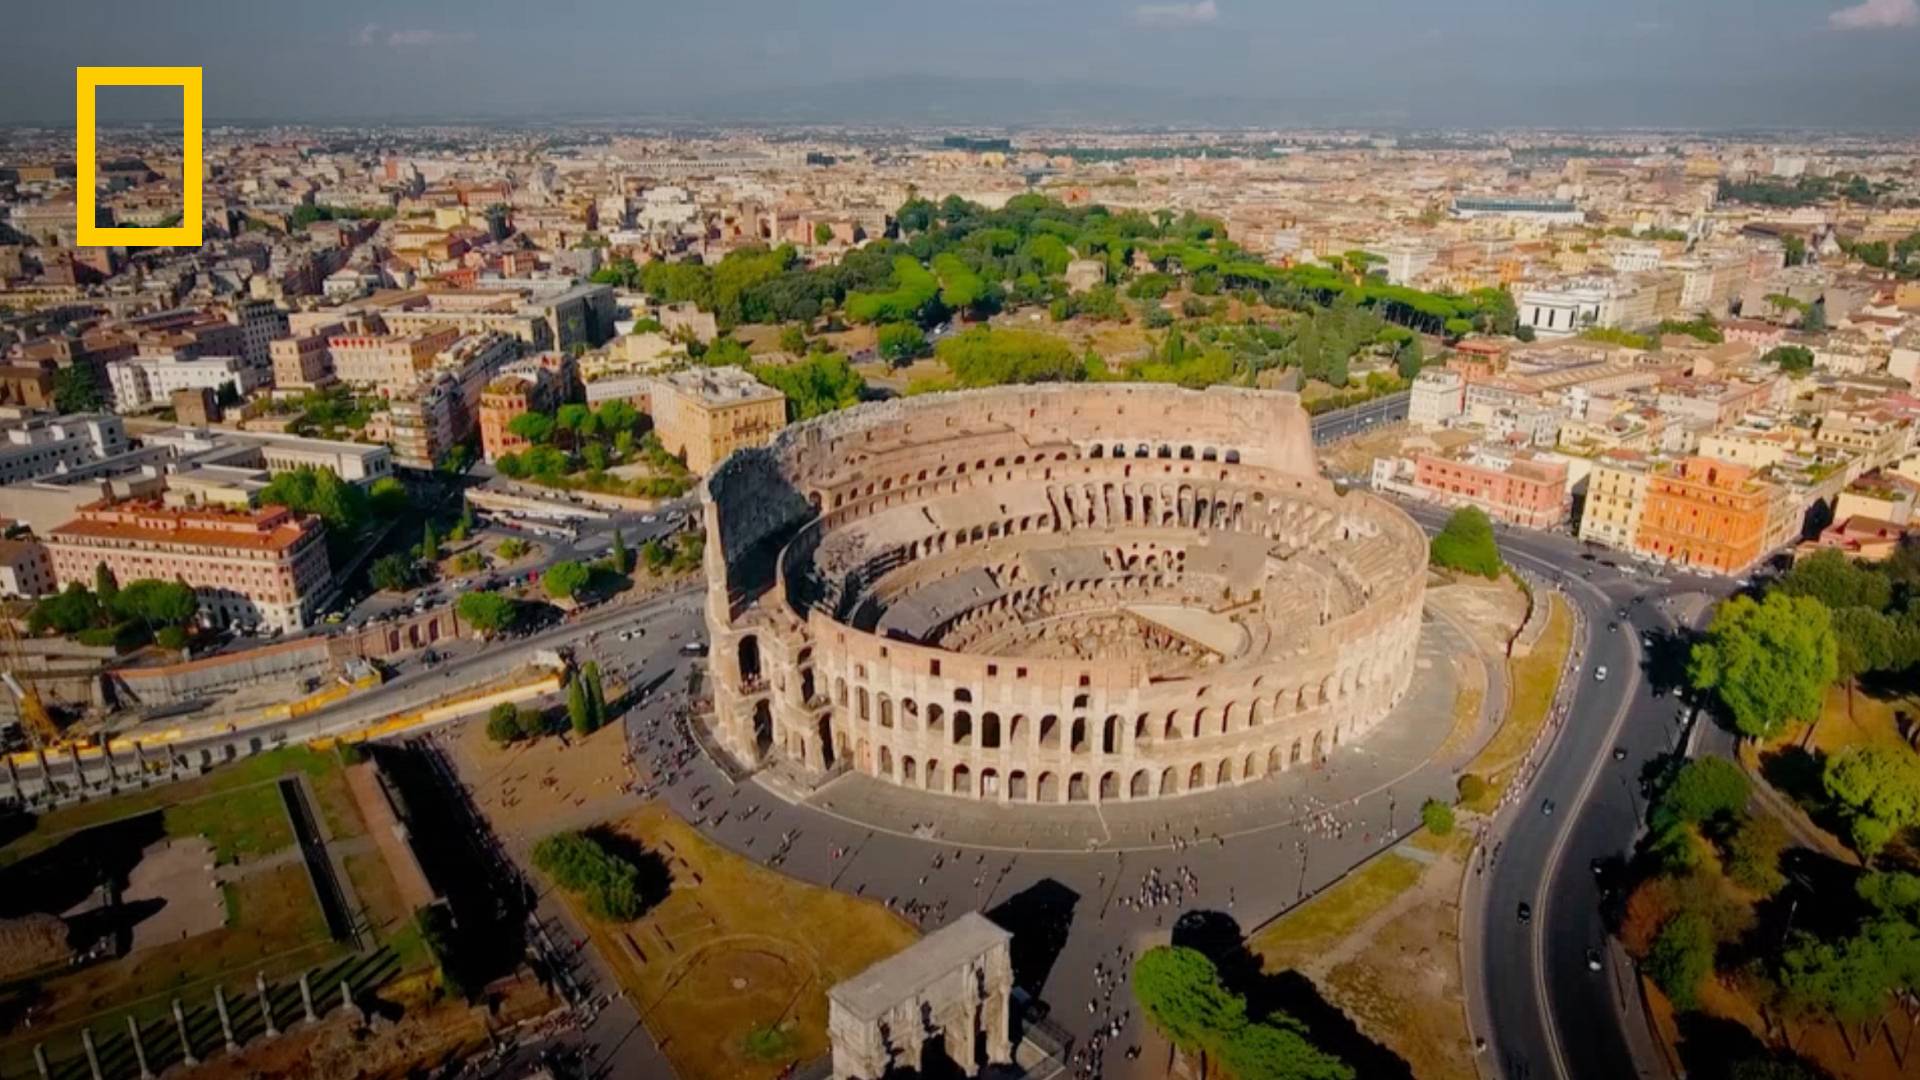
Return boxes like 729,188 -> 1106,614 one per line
1172,909 -> 1415,1080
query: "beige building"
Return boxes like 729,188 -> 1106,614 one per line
1579,451 -> 1654,552
270,326 -> 341,391
46,501 -> 333,632
648,366 -> 787,474
328,326 -> 460,388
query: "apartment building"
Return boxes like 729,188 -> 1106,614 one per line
1409,369 -> 1465,430
479,364 -> 564,462
269,325 -> 341,391
647,366 -> 787,475
46,501 -> 333,632
329,326 -> 460,388
1411,446 -> 1571,529
0,538 -> 56,599
0,413 -> 131,485
1578,451 -> 1654,551
1635,457 -> 1775,575
106,354 -> 260,412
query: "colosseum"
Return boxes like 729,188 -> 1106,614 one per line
698,384 -> 1428,806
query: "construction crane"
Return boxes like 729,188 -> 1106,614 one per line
1,615 -> 59,750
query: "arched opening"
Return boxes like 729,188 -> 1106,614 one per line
980,767 -> 999,797
1036,771 -> 1059,803
982,713 -> 1001,749
737,635 -> 761,684
1159,767 -> 1179,796
752,701 -> 773,757
1008,770 -> 1028,800
1068,773 -> 1089,802
1290,739 -> 1303,765
1216,759 -> 1232,785
1188,763 -> 1206,790
1312,731 -> 1326,761
1102,716 -> 1119,754
953,764 -> 972,796
902,755 -> 918,783
820,716 -> 837,767
1070,718 -> 1088,754
1130,770 -> 1152,798
879,746 -> 893,776
953,711 -> 973,746
1099,771 -> 1120,800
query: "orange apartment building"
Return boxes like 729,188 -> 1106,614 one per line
479,367 -> 562,462
327,326 -> 460,388
1413,449 -> 1570,529
46,501 -> 333,632
1634,457 -> 1774,575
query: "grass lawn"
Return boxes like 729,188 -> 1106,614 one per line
0,861 -> 345,1070
1250,853 -> 1423,969
162,782 -> 293,864
1461,594 -> 1572,813
1805,683 -> 1918,758
0,745 -> 360,867
557,803 -> 918,1080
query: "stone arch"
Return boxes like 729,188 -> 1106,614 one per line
1159,766 -> 1179,795
879,746 -> 894,776
878,694 -> 894,728
752,701 -> 774,757
1099,771 -> 1120,800
1290,738 -> 1303,765
953,763 -> 972,796
1217,758 -> 1233,785
1036,771 -> 1059,803
902,755 -> 917,783
1312,730 -> 1326,761
737,634 -> 762,684
1102,716 -> 1120,754
980,767 -> 999,798
1187,763 -> 1207,790
1243,751 -> 1259,779
1068,773 -> 1089,802
1008,769 -> 1029,800
927,704 -> 945,734
926,759 -> 944,791
982,712 -> 1002,749
953,711 -> 973,746
1070,718 -> 1088,753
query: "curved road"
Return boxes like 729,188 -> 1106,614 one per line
1402,504 -> 1729,1080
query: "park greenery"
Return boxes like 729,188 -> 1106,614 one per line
566,662 -> 610,735
493,401 -> 693,499
531,830 -> 647,921
1715,173 -> 1886,209
1838,231 -> 1920,280
258,466 -> 408,562
485,701 -> 551,745
454,590 -> 517,638
1761,345 -> 1814,374
1688,592 -> 1838,741
1428,508 -> 1503,579
748,351 -> 868,420
1132,945 -> 1353,1080
1420,798 -> 1456,837
543,560 -> 592,602
616,194 -> 1515,411
29,569 -> 199,650
52,365 -> 105,413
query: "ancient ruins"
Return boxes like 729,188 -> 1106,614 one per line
701,384 -> 1427,804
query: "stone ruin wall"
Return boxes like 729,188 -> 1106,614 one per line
700,383 -> 1427,805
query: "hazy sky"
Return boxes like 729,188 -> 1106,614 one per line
4,0 -> 1919,129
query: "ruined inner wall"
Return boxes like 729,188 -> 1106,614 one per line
701,384 -> 1426,804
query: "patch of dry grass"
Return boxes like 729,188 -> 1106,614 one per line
1251,853 -> 1423,969
564,803 -> 918,1080
1461,594 -> 1572,813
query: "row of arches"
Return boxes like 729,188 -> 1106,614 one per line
871,732 -> 1332,803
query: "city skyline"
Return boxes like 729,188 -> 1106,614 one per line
2,0 -> 1919,129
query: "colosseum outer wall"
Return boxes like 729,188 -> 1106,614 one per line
701,383 -> 1427,805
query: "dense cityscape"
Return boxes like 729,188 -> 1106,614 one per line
3,4 -> 1920,1080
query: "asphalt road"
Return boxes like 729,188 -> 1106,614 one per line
1310,390 -> 1408,444
1398,504 -> 1732,1080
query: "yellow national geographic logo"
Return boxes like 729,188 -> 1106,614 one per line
75,66 -> 203,247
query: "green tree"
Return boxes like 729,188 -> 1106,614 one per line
1724,814 -> 1788,896
1656,758 -> 1750,829
778,324 -> 808,354
1689,594 -> 1838,740
1647,912 -> 1715,1011
877,321 -> 928,364
935,327 -> 1084,387
750,353 -> 866,420
814,221 -> 835,245
1778,549 -> 1891,612
1428,508 -> 1502,578
567,674 -> 593,734
508,411 -> 556,445
1420,798 -> 1456,836
641,538 -> 671,573
455,591 -> 515,637
260,466 -> 370,540
28,584 -> 101,636
1823,746 -> 1920,859
370,476 -> 408,518
610,528 -> 631,574
420,522 -> 440,562
53,365 -> 105,412
111,580 -> 198,628
531,831 -> 647,920
583,660 -> 607,730
1132,946 -> 1353,1080
486,702 -> 525,745
1760,345 -> 1814,373
93,563 -> 119,610
371,553 -> 416,593
544,559 -> 591,601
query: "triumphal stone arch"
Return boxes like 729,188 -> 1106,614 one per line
828,913 -> 1014,1079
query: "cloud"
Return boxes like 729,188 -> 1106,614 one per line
1133,1 -> 1219,28
1829,0 -> 1918,29
355,23 -> 475,48
383,28 -> 476,47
